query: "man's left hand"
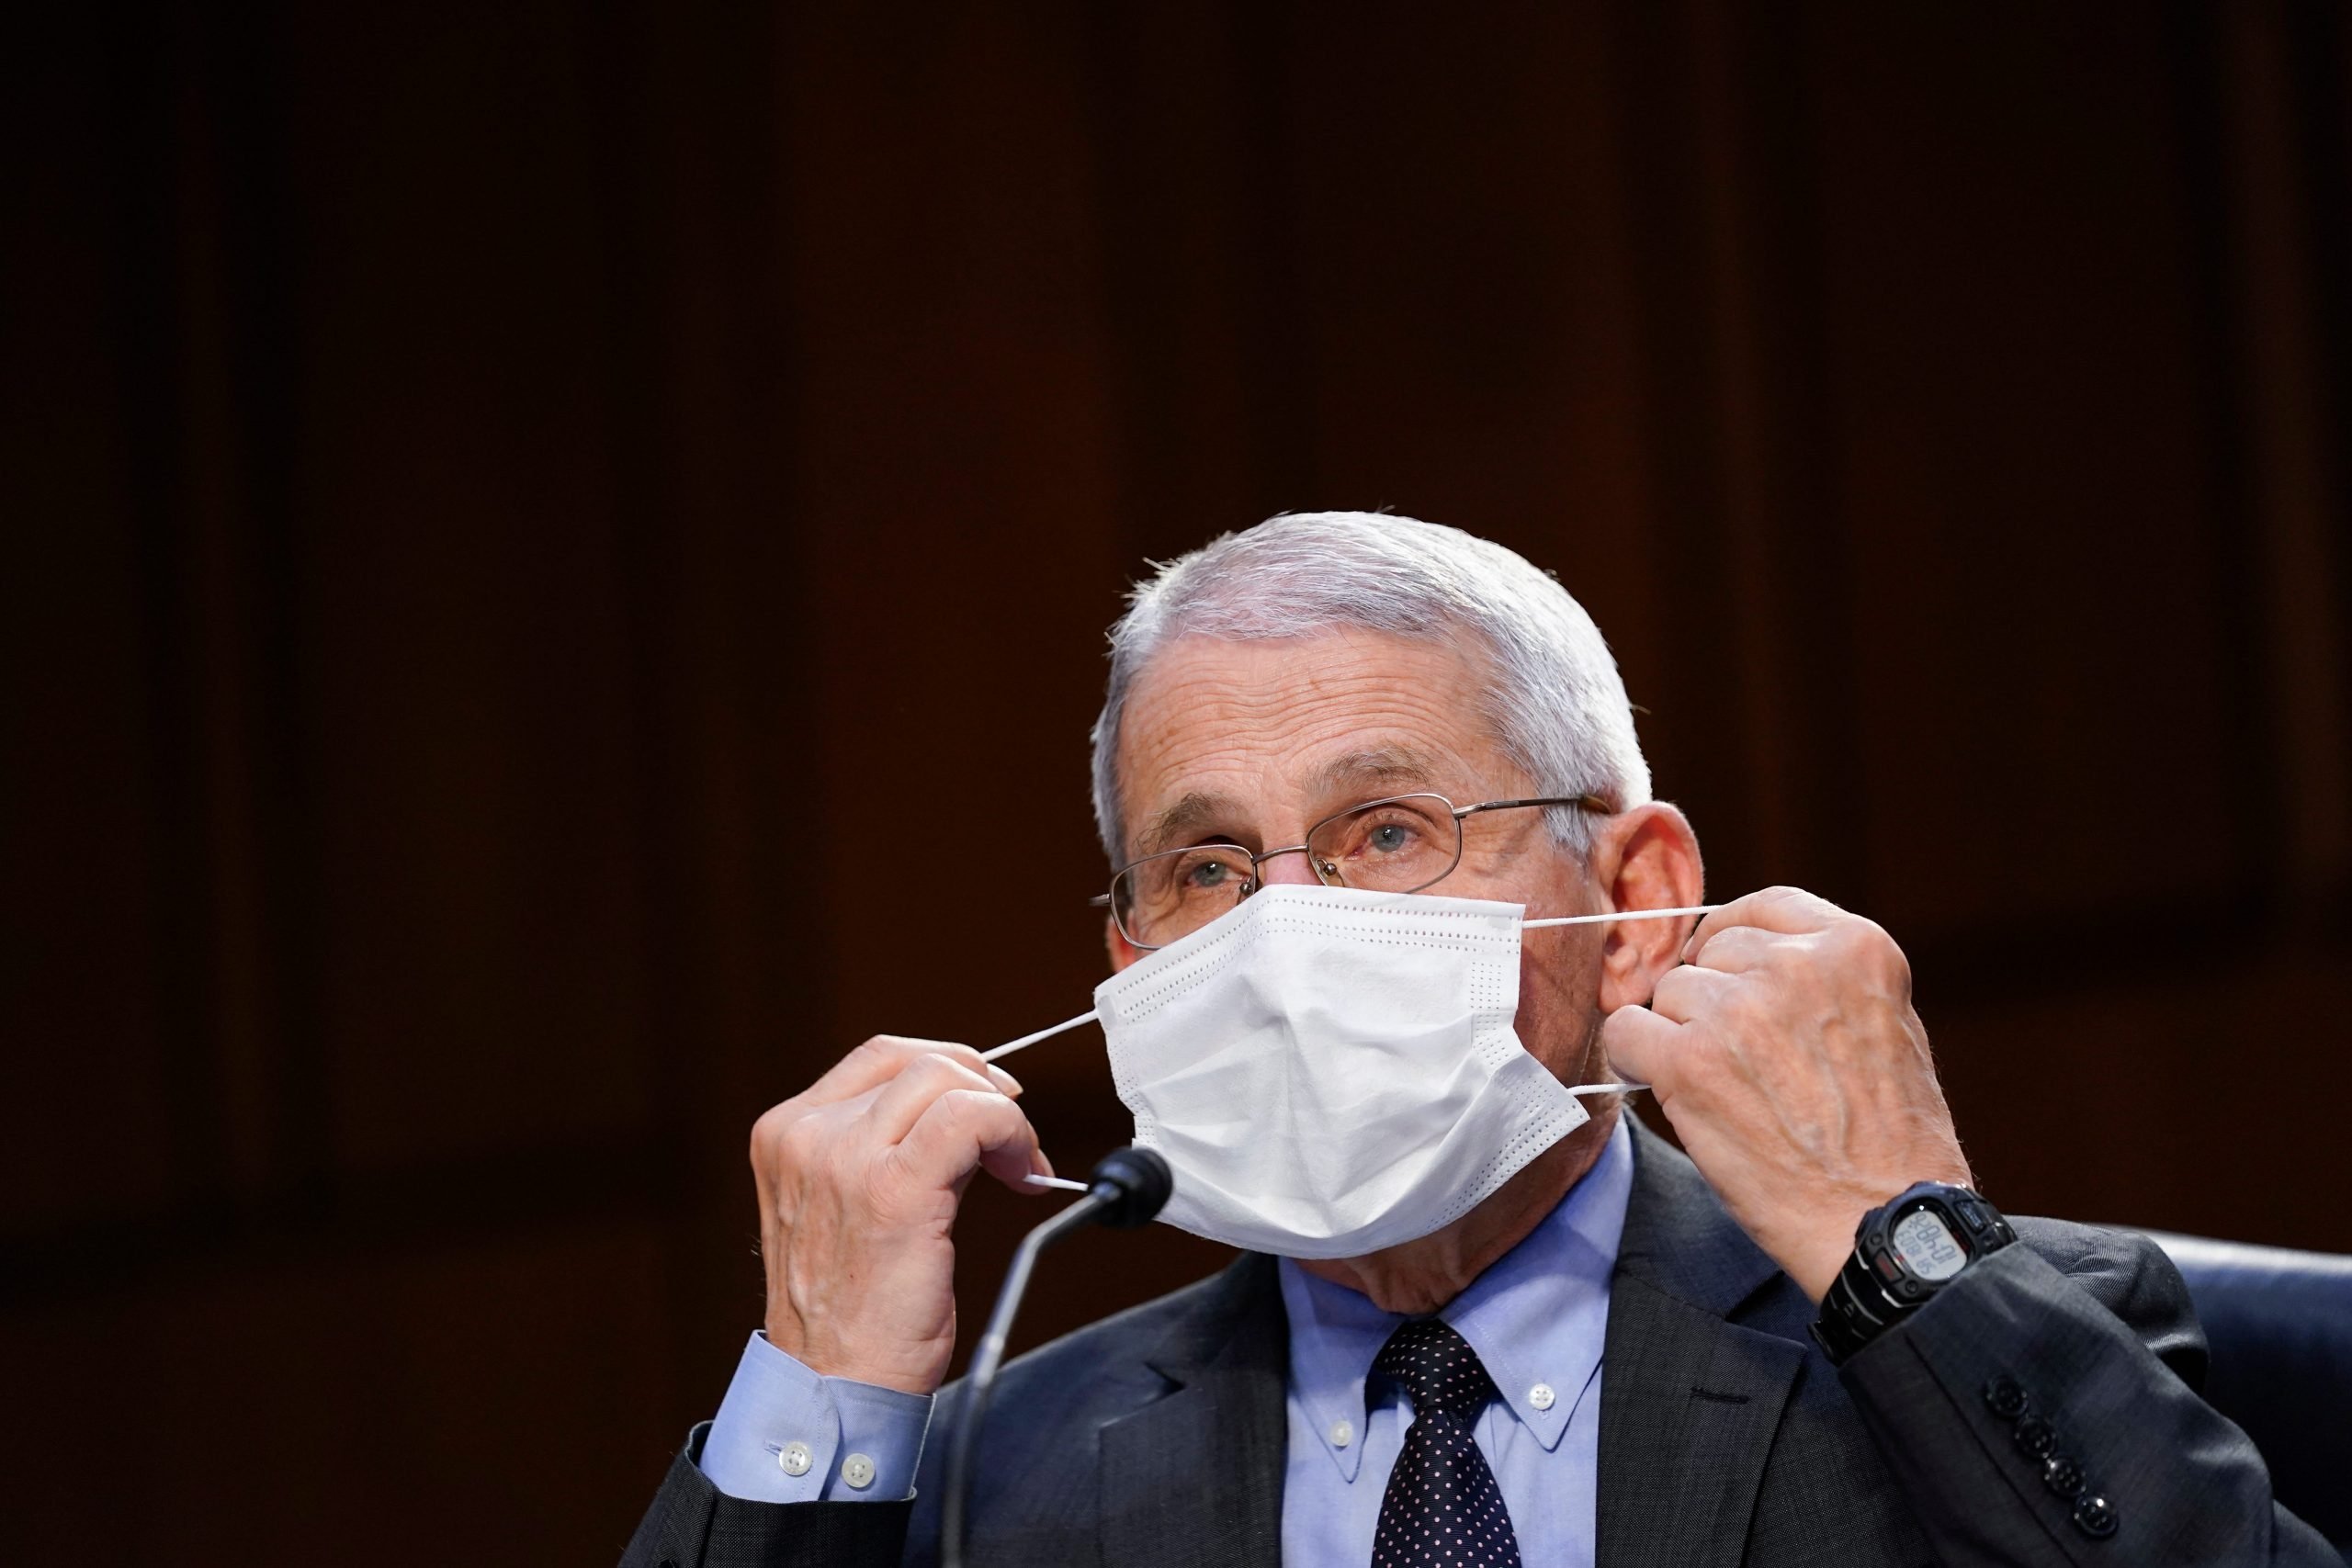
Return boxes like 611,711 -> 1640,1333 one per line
1600,886 -> 1973,1301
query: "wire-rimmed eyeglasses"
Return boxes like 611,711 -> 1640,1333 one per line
1093,792 -> 1614,950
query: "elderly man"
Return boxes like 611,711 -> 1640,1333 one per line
623,514 -> 2326,1567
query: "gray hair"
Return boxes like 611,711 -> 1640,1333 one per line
1089,511 -> 1654,863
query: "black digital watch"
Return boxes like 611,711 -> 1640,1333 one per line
1811,1180 -> 2017,1365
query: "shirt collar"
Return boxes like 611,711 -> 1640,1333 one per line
1276,1113 -> 1636,1480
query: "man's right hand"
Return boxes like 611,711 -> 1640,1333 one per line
752,1036 -> 1051,1395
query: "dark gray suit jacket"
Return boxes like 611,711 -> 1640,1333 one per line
622,1122 -> 2335,1567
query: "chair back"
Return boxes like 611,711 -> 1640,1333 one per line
2145,1231 -> 2352,1555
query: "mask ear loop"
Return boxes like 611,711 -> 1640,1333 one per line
1521,903 -> 1722,1094
982,1010 -> 1098,1064
1520,904 -> 1718,929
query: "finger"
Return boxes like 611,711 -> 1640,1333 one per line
1599,1003 -> 1684,1092
1679,922 -> 1783,975
1683,886 -> 1842,961
799,1035 -> 1020,1110
863,1051 -> 1008,1145
1649,962 -> 1739,1025
894,1087 -> 1044,1194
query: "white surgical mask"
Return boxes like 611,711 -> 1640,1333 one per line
988,884 -> 1713,1259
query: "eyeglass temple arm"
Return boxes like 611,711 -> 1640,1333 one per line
1453,793 -> 1615,819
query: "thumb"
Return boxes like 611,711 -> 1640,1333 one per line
1600,1003 -> 1682,1094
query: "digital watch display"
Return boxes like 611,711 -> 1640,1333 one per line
1891,1206 -> 1969,1280
1811,1181 -> 2017,1366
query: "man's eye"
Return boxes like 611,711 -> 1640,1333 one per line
1183,859 -> 1232,890
1366,822 -> 1416,854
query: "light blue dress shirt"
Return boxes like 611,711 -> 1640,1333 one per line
699,1113 -> 1634,1566
1277,1114 -> 1633,1567
699,1332 -> 932,1503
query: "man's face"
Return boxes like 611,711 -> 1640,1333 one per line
1107,627 -> 1611,1088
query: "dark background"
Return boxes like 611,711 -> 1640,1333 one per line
6,4 -> 2350,1563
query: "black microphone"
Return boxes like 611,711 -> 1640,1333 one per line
940,1146 -> 1172,1568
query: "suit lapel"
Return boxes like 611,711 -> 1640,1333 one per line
1596,1121 -> 1807,1568
1085,1125 -> 1806,1568
1098,1253 -> 1289,1568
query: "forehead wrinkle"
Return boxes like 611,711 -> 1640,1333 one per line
1114,631 -> 1518,859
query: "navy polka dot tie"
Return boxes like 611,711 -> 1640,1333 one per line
1370,1317 -> 1523,1568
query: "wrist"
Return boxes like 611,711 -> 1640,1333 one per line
1792,1156 -> 1976,1300
764,1322 -> 945,1397
1789,1228 -> 1861,1304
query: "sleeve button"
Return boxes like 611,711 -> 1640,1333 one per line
1982,1376 -> 2029,1421
778,1439 -> 814,1477
2041,1454 -> 2085,1498
2012,1414 -> 2057,1460
2072,1494 -> 2119,1539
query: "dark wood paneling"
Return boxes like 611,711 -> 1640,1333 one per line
5,5 -> 2348,1563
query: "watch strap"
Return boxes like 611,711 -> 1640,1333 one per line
1810,1183 -> 2015,1366
1810,1247 -> 1894,1365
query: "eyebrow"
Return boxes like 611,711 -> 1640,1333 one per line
1306,744 -> 1446,799
1135,791 -> 1243,857
1132,745 -> 1449,857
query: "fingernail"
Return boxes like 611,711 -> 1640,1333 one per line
989,1066 -> 1023,1097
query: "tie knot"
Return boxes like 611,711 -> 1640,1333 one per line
1372,1317 -> 1499,1424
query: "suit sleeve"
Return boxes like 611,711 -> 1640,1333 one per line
618,1423 -> 914,1568
1838,1226 -> 2337,1567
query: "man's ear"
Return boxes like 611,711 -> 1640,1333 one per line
1588,802 -> 1704,1013
1106,916 -> 1144,973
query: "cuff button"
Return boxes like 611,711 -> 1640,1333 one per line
841,1452 -> 877,1491
1983,1376 -> 2029,1421
778,1439 -> 814,1477
2041,1454 -> 2086,1499
2012,1415 -> 2057,1460
2072,1494 -> 2119,1539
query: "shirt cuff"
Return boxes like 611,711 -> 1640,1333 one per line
697,1333 -> 933,1503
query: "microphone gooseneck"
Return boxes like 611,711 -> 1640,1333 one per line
940,1146 -> 1173,1568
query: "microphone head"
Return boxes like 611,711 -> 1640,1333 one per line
1086,1145 -> 1173,1229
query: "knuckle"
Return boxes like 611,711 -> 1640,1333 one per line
849,1034 -> 908,1068
1693,928 -> 1747,965
900,1051 -> 955,1083
916,1087 -> 978,1135
752,1101 -> 809,1165
772,1111 -> 830,1170
944,1085 -> 1009,1122
1871,931 -> 1914,991
907,1052 -> 985,1094
1835,914 -> 1906,975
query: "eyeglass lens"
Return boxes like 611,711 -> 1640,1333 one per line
1114,795 -> 1464,948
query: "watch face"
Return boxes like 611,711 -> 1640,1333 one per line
1892,1207 -> 1970,1281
